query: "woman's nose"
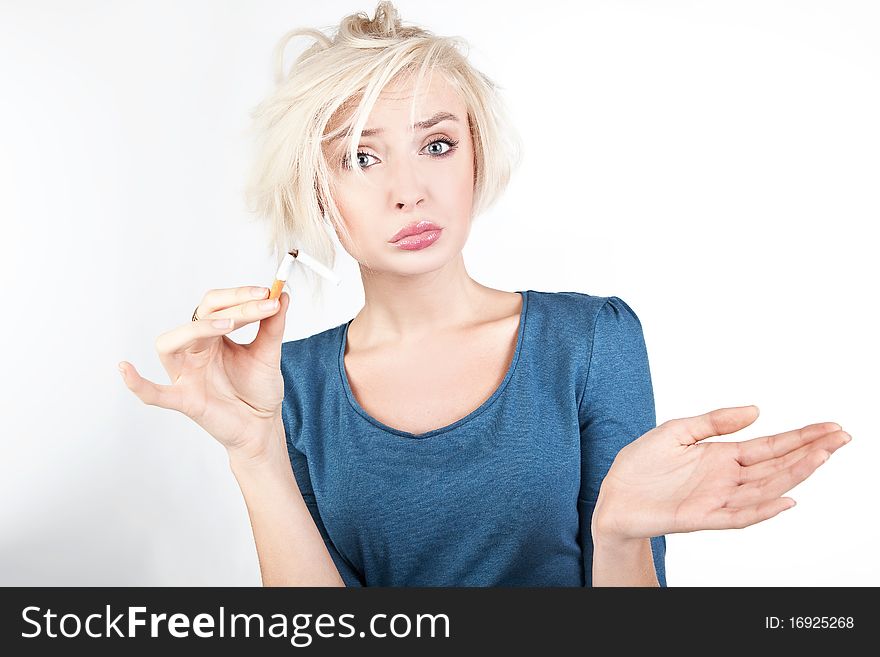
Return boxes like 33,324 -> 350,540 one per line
388,158 -> 425,209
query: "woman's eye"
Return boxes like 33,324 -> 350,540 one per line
355,153 -> 376,168
341,152 -> 376,170
425,141 -> 449,155
424,137 -> 459,157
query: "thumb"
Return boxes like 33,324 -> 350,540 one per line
676,405 -> 760,446
252,290 -> 290,360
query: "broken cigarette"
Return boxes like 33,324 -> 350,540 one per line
268,249 -> 342,299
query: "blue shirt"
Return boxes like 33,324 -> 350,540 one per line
280,290 -> 667,586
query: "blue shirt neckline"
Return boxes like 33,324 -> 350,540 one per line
337,290 -> 530,440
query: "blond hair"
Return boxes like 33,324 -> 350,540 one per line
244,1 -> 523,302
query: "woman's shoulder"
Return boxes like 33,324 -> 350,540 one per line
523,290 -> 648,368
525,289 -> 643,326
280,321 -> 348,376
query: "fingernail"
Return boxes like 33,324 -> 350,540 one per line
213,318 -> 234,329
260,299 -> 279,311
251,287 -> 268,299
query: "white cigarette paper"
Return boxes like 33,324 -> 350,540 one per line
274,250 -> 342,286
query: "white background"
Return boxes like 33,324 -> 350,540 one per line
2,0 -> 877,586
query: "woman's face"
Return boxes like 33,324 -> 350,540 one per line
323,73 -> 475,275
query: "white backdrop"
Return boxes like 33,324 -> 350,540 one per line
2,0 -> 877,586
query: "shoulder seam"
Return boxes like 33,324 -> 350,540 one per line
575,297 -> 612,413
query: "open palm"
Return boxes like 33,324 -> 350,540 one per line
592,406 -> 851,541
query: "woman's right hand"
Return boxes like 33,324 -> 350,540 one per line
119,286 -> 291,463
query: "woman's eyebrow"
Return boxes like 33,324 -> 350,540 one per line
329,111 -> 460,142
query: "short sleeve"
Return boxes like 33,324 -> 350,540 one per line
577,297 -> 667,587
282,403 -> 365,587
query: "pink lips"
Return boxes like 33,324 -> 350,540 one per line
388,220 -> 442,244
392,229 -> 442,250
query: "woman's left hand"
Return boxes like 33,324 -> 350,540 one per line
591,405 -> 851,541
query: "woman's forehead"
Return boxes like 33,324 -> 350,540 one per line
328,76 -> 464,137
